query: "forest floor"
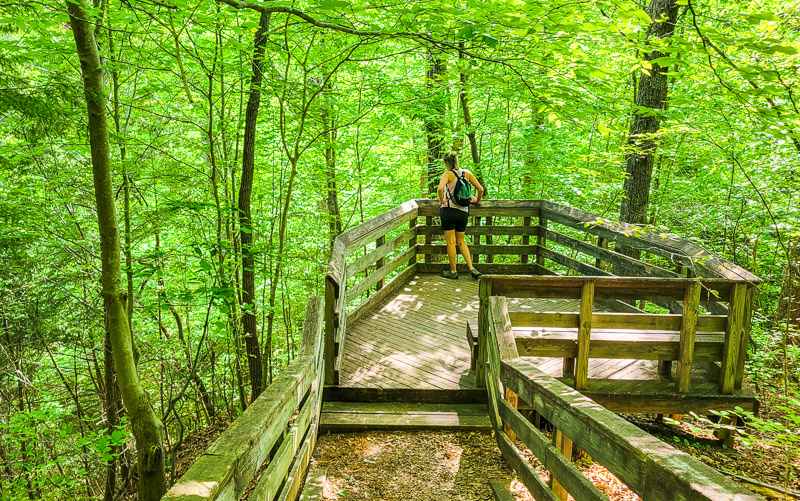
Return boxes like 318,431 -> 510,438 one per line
168,393 -> 799,500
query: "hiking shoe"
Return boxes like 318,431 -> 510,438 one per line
441,270 -> 459,280
470,268 -> 483,280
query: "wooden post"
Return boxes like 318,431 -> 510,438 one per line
473,216 -> 481,263
676,281 -> 701,393
408,217 -> 417,266
521,216 -> 531,264
595,237 -> 608,270
735,286 -> 755,390
714,415 -> 737,449
575,280 -> 595,391
324,280 -> 337,386
476,276 -> 492,388
551,428 -> 573,501
720,283 -> 747,394
375,235 -> 385,292
425,215 -> 433,264
537,217 -> 547,268
491,296 -> 520,441
486,216 -> 494,264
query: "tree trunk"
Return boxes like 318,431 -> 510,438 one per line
619,0 -> 679,229
321,86 -> 342,246
458,43 -> 485,191
777,238 -> 800,331
425,50 -> 446,194
239,11 -> 270,401
66,2 -> 166,499
264,159 -> 299,383
103,327 -> 119,501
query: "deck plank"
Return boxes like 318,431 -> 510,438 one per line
342,274 -> 595,389
340,274 -> 740,397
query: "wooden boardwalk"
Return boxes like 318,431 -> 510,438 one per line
338,273 -> 759,416
341,273 -> 650,389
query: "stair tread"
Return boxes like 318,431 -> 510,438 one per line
320,402 -> 491,431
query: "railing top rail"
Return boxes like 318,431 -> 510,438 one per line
162,297 -> 324,501
326,200 -> 418,293
539,201 -> 760,283
501,357 -> 762,501
483,274 -> 748,302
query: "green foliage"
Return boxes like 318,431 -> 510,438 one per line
0,0 -> 799,495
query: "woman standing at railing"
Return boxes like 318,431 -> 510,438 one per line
437,150 -> 484,280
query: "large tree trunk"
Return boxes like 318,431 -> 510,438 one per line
66,2 -> 166,499
425,51 -> 446,194
619,0 -> 679,229
458,43 -> 485,191
239,11 -> 270,401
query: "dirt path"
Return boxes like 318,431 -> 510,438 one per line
310,430 -> 638,501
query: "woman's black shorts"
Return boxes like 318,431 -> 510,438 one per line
440,206 -> 469,232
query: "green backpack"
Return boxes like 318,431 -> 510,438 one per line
449,170 -> 472,206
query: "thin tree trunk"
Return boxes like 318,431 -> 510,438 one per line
66,2 -> 166,498
777,238 -> 800,331
321,85 -> 342,246
238,11 -> 270,400
264,159 -> 299,383
103,327 -> 119,501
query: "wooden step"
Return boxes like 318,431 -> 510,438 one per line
319,401 -> 491,432
298,468 -> 326,501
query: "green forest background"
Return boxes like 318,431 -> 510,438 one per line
0,0 -> 798,499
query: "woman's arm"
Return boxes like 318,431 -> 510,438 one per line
437,171 -> 453,205
466,171 -> 484,203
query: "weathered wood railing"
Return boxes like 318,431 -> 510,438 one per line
476,276 -> 755,394
325,201 -> 419,385
162,297 -> 324,501
325,199 -> 759,386
485,295 -> 762,501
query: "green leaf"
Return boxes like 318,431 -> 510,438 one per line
772,45 -> 798,55
458,24 -> 477,39
633,9 -> 651,24
199,259 -> 213,272
317,0 -> 350,9
746,12 -> 780,24
482,34 -> 499,48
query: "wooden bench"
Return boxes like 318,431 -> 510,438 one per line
466,318 -> 725,374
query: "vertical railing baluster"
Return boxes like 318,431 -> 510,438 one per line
521,216 -> 531,265
575,280 -> 595,391
720,283 -> 747,394
676,280 -> 701,393
375,235 -> 385,292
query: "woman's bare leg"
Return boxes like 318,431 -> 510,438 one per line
444,229 -> 457,272
456,232 -> 474,269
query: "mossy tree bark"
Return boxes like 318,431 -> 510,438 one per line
66,1 -> 166,499
425,51 -> 446,195
619,0 -> 679,233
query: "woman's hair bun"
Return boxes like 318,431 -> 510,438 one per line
443,151 -> 459,168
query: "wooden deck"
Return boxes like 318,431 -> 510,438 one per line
340,273 -> 758,414
341,273 -> 627,389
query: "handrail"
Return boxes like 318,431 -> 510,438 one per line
324,199 -> 759,386
324,201 -> 419,385
162,296 -> 324,501
485,295 -> 762,501
477,275 -> 755,393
